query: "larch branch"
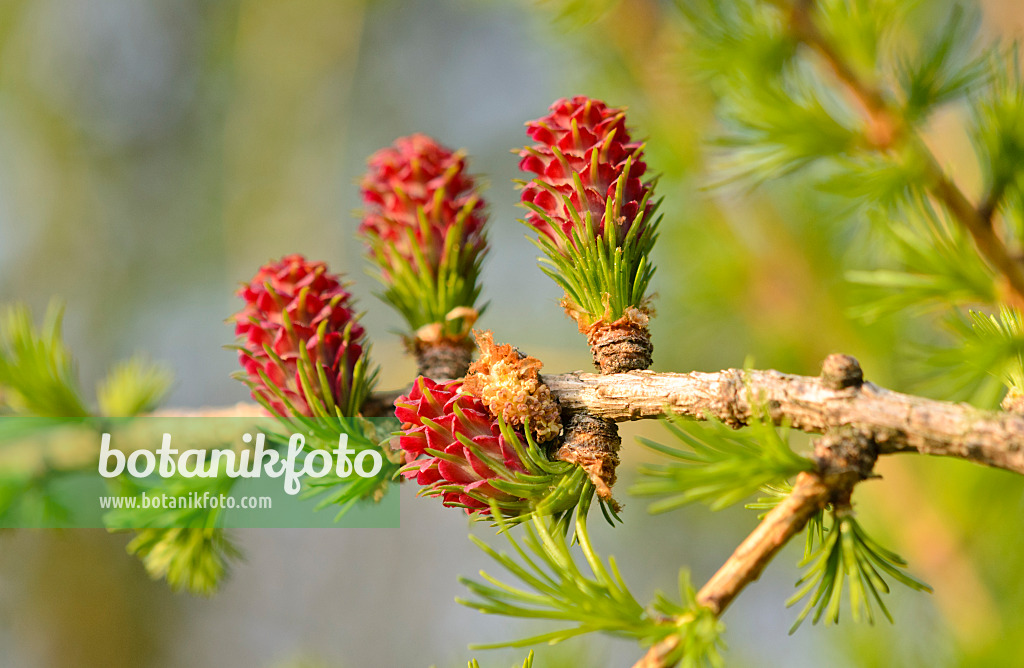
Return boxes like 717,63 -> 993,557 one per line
159,358 -> 1024,476
787,0 -> 1024,305
633,471 -> 833,668
541,362 -> 1024,476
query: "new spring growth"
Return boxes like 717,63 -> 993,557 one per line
518,97 -> 659,373
98,431 -> 384,495
232,254 -> 371,418
358,135 -> 489,379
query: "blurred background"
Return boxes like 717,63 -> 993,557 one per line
1,0 -> 1024,666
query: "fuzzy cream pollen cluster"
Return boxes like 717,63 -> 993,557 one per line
462,331 -> 562,443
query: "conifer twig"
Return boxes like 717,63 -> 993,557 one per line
633,471 -> 833,668
541,355 -> 1024,477
634,426 -> 878,667
156,354 -> 1024,476
693,471 -> 833,616
786,0 -> 1024,305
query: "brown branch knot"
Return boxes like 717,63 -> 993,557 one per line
820,353 -> 864,391
813,427 -> 878,506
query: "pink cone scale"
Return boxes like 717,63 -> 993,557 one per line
232,254 -> 367,417
393,375 -> 594,520
359,134 -> 487,278
358,134 -> 489,379
394,377 -> 529,514
519,96 -> 653,250
517,96 -> 659,374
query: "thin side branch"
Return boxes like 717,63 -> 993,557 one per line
633,471 -> 833,668
697,470 -> 832,616
633,427 -> 877,668
788,0 -> 1024,305
927,167 -> 1024,307
786,0 -> 895,146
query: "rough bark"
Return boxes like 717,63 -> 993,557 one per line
541,366 -> 1024,476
